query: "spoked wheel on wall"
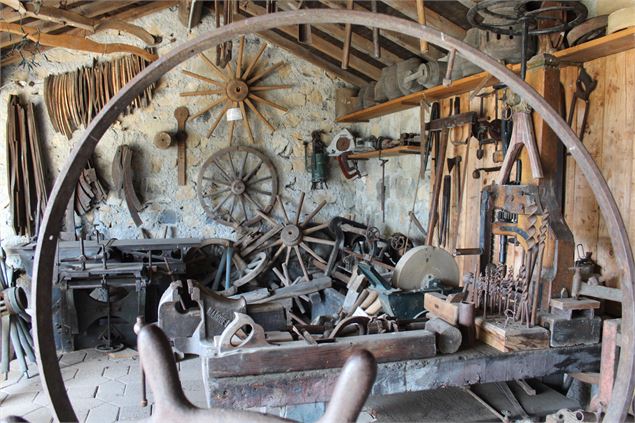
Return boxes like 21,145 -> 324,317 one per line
197,146 -> 278,228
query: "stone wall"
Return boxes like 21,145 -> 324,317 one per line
0,7 -> 428,255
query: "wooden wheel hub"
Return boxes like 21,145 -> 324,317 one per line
226,79 -> 249,101
281,225 -> 302,246
230,179 -> 246,195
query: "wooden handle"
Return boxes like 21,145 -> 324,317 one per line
174,107 -> 189,186
416,0 -> 428,54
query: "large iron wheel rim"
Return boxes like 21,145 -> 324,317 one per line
31,11 -> 635,422
196,146 -> 278,228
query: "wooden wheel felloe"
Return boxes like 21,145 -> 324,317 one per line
197,146 -> 278,228
181,35 -> 290,144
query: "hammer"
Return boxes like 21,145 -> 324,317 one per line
447,156 -> 462,205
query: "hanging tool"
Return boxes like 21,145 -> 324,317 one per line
421,102 -> 440,177
447,156 -> 462,247
174,106 -> 189,186
472,166 -> 502,179
451,141 -> 470,254
304,130 -> 329,189
426,129 -> 449,245
439,175 -> 451,247
379,157 -> 389,223
567,66 -> 597,143
337,152 -> 364,180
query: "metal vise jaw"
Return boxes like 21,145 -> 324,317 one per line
158,280 -> 246,357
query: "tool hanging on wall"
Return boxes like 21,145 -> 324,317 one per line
337,152 -> 364,180
75,161 -> 107,217
379,157 -> 389,223
6,96 -> 48,237
214,0 -> 236,67
567,66 -> 597,143
44,54 -> 156,139
304,130 -> 329,190
421,102 -> 440,177
112,145 -> 143,226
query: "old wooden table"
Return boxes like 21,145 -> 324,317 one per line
203,343 -> 600,410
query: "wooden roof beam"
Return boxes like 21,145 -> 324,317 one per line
240,1 -> 382,80
234,13 -> 368,87
275,0 -> 403,66
381,0 -> 466,40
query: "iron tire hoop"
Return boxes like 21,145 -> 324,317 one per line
33,10 -> 634,422
466,0 -> 588,36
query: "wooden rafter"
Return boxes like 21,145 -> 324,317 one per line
234,13 -> 369,87
240,1 -> 382,81
380,0 -> 466,40
275,0 -> 403,66
1,1 -> 175,67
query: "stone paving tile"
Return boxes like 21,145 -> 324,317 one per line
95,379 -> 126,402
22,406 -> 54,423
33,391 -> 52,408
0,391 -> 40,419
0,389 -> 8,405
102,364 -> 130,380
118,404 -> 152,421
67,385 -> 98,400
66,374 -> 110,389
85,403 -> 119,423
59,351 -> 87,367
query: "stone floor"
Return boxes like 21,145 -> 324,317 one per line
0,348 -> 206,423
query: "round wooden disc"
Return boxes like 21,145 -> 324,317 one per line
154,131 -> 172,149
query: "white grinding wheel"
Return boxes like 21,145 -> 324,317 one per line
392,246 -> 460,290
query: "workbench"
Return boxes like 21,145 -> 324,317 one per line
204,343 -> 600,413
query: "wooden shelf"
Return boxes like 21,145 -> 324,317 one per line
337,27 -> 635,123
348,145 -> 420,159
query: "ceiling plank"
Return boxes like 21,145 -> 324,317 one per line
234,13 -> 368,87
276,1 -> 402,66
241,1 -> 382,80
1,1 -> 175,66
380,0 -> 466,40
317,0 -> 444,60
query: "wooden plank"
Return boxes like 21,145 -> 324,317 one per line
207,329 -> 436,377
424,292 -> 459,325
553,27 -> 635,63
380,0 -> 466,40
475,317 -> 550,352
336,31 -> 635,123
205,344 -> 601,409
240,2 -> 382,80
597,51 -> 629,288
348,145 -> 420,159
550,298 -> 600,310
627,50 -> 635,267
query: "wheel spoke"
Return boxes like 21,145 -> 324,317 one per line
295,192 -> 305,225
250,84 -> 293,92
212,159 -> 232,182
245,97 -> 274,132
207,103 -> 231,137
239,151 -> 248,179
228,151 -> 238,176
239,101 -> 255,144
285,246 -> 291,266
240,195 -> 249,222
213,192 -> 232,212
247,62 -> 284,85
249,93 -> 288,113
242,42 -> 267,79
303,222 -> 329,234
245,192 -> 265,211
181,70 -> 224,87
190,96 -> 227,120
202,176 -> 230,186
248,175 -> 272,185
256,208 -> 279,227
250,187 -> 273,196
180,89 -> 223,97
228,195 -> 237,219
294,246 -> 310,281
278,195 -> 290,224
300,242 -> 326,264
273,243 -> 286,260
204,187 -> 230,197
199,53 -> 228,81
243,159 -> 263,182
302,200 -> 326,227
304,236 -> 335,246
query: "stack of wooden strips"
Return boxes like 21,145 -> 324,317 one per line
75,161 -> 107,216
6,96 -> 48,237
44,54 -> 156,139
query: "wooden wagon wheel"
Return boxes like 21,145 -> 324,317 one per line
197,146 -> 278,228
243,193 -> 334,282
181,35 -> 290,144
184,239 -> 268,289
